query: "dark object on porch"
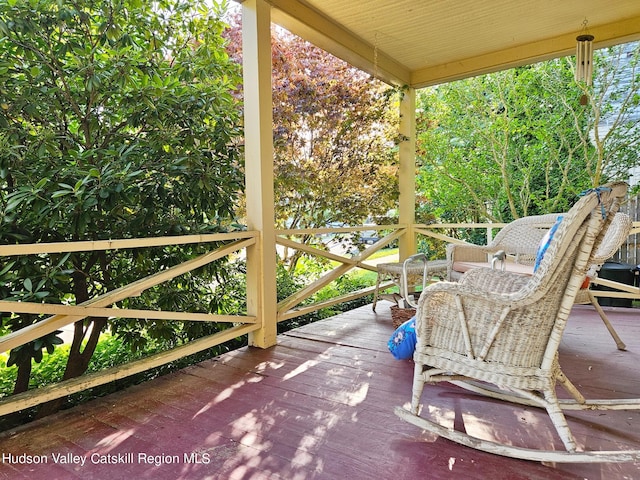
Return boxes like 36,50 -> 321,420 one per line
593,261 -> 638,307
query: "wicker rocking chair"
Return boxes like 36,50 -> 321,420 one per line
396,182 -> 640,462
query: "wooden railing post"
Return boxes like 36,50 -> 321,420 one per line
398,86 -> 417,260
242,0 -> 278,348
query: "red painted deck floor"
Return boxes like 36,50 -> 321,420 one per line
1,302 -> 640,479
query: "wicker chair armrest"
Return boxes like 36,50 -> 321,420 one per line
418,271 -> 528,310
459,267 -> 531,294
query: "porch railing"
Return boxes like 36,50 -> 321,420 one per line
0,231 -> 259,416
1,220 -> 639,417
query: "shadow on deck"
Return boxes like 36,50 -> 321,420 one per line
1,302 -> 640,479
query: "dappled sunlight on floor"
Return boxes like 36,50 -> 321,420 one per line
1,303 -> 640,479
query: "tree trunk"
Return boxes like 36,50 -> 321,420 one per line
12,357 -> 32,395
35,316 -> 108,419
35,261 -> 107,419
63,316 -> 108,379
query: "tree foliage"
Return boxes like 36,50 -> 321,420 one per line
416,42 -> 640,223
270,32 -> 398,228
584,43 -> 640,188
226,20 -> 399,269
0,0 -> 244,406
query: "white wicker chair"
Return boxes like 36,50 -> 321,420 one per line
396,183 -> 640,462
447,213 -> 559,282
447,211 -> 632,350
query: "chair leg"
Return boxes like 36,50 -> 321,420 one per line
588,291 -> 626,350
411,362 -> 426,414
372,272 -> 382,311
543,387 -> 578,453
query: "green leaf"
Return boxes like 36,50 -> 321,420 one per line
0,262 -> 16,276
51,190 -> 72,198
83,197 -> 98,208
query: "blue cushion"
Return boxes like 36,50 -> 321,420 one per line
533,215 -> 563,272
387,317 -> 417,360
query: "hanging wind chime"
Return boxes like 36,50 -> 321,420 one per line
575,20 -> 594,105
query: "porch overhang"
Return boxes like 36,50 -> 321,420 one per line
256,0 -> 640,88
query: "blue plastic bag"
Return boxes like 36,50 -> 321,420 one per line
387,317 -> 417,360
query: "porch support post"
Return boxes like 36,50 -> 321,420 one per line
398,87 -> 417,260
243,0 -> 278,348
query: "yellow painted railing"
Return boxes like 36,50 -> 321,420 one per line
0,231 -> 260,416
275,224 -> 403,320
0,220 -> 638,416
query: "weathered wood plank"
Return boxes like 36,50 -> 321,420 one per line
1,303 -> 640,479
